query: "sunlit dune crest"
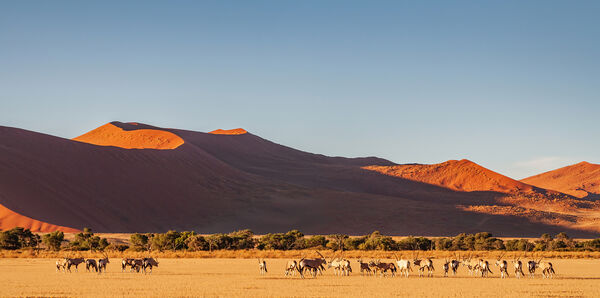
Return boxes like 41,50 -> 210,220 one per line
0,203 -> 80,233
73,123 -> 184,149
364,159 -> 535,193
522,162 -> 600,198
209,128 -> 248,135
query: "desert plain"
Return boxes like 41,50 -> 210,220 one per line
0,257 -> 599,297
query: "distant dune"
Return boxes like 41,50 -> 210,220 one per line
1,122 -> 599,237
73,122 -> 184,149
209,128 -> 248,135
363,159 -> 537,193
522,162 -> 600,199
0,203 -> 79,233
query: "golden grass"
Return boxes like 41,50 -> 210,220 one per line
3,249 -> 600,260
1,257 -> 599,297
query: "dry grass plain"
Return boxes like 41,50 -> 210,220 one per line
1,257 -> 599,297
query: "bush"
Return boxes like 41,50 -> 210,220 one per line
42,231 -> 64,251
0,227 -> 40,250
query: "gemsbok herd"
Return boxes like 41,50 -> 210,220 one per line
55,253 -> 159,274
274,251 -> 556,279
54,250 -> 556,279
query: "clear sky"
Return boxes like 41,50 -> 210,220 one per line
1,1 -> 598,179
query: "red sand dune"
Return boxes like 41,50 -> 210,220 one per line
73,122 -> 184,149
1,122 -> 599,237
209,128 -> 248,135
522,162 -> 600,199
363,159 -> 536,193
0,203 -> 79,233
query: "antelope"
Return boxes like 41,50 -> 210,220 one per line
66,257 -> 85,273
462,253 -> 477,276
442,258 -> 450,277
85,258 -> 98,272
98,253 -> 110,273
413,251 -> 434,277
327,257 -> 344,276
393,253 -> 412,277
450,253 -> 462,276
527,257 -> 542,278
258,258 -> 267,275
370,260 -> 396,277
495,252 -> 509,279
340,259 -> 352,276
284,260 -> 297,276
121,258 -> 135,272
55,258 -> 68,272
297,251 -> 327,278
131,259 -> 145,273
478,259 -> 493,277
540,261 -> 555,278
512,257 -> 524,279
357,258 -> 372,276
143,257 -> 159,274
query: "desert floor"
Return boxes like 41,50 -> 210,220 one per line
1,258 -> 599,297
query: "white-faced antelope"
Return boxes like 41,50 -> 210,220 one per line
284,260 -> 297,276
511,255 -> 524,279
258,258 -> 267,275
393,253 -> 412,277
450,253 -> 462,276
540,261 -> 555,278
495,252 -> 509,279
340,259 -> 352,276
478,259 -> 493,277
55,258 -> 68,272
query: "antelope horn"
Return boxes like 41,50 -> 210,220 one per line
316,250 -> 325,259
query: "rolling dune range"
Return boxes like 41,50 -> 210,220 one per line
1,121 -> 599,237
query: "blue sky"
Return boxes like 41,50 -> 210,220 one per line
1,1 -> 598,179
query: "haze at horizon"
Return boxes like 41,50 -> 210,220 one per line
1,0 -> 599,179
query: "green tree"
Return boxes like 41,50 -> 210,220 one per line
42,231 -> 64,251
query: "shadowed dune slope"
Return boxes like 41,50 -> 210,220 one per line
522,162 -> 600,199
363,159 -> 537,193
0,123 -> 598,237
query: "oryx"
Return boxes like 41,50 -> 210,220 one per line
442,258 -> 450,277
478,259 -> 493,277
297,251 -> 327,278
284,260 -> 297,276
450,253 -> 462,276
527,257 -> 542,278
66,257 -> 85,272
131,259 -> 145,273
98,253 -> 110,273
540,261 -> 555,278
512,255 -> 524,279
85,258 -> 98,272
340,259 -> 352,276
495,252 -> 509,279
55,258 -> 68,272
357,258 -> 372,276
258,258 -> 267,275
327,256 -> 344,276
121,258 -> 135,272
393,253 -> 412,277
413,251 -> 434,277
143,257 -> 159,274
369,260 -> 396,277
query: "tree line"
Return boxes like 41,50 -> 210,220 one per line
3,227 -> 600,252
